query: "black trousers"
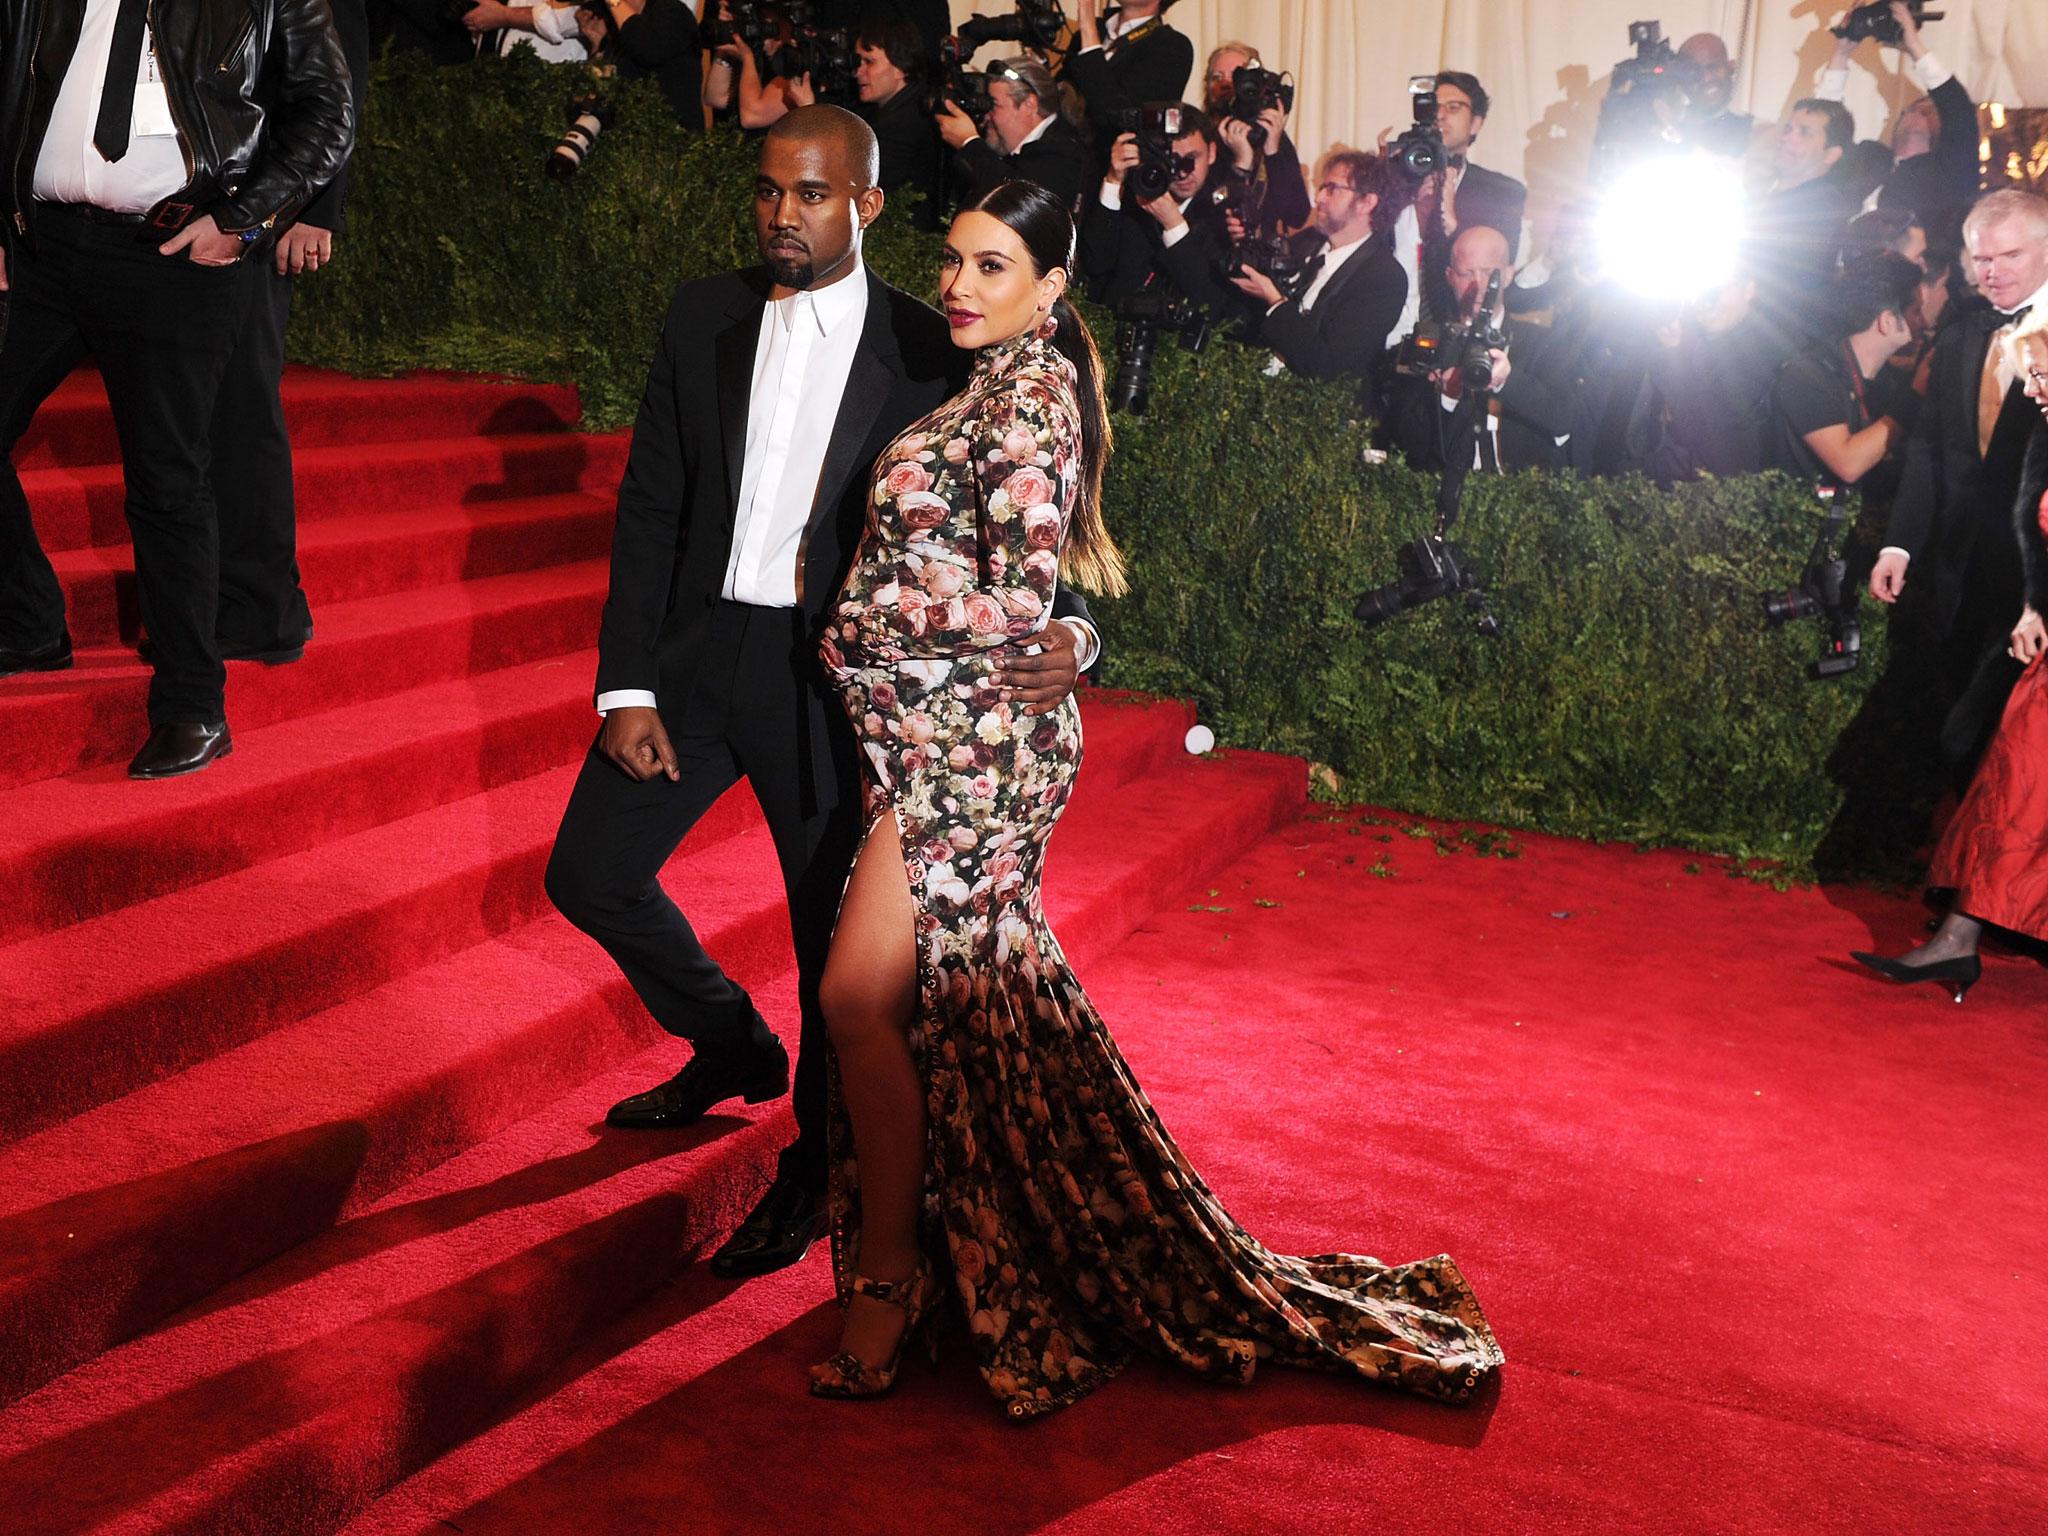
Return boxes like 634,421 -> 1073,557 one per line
0,205 -> 254,722
210,265 -> 311,650
545,601 -> 862,1197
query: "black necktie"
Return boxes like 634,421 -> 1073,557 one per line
1293,249 -> 1325,303
94,0 -> 153,163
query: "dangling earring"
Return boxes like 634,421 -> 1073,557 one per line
1037,304 -> 1060,340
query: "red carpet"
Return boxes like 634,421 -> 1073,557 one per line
1,370 -> 2043,1534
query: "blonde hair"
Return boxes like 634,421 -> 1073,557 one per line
2006,302 -> 2048,377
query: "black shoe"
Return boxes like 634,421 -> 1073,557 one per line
605,1034 -> 789,1130
0,631 -> 73,678
712,1173 -> 826,1279
1849,949 -> 1982,1003
128,720 -> 232,779
219,628 -> 311,666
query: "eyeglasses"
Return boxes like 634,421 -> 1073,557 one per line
1316,181 -> 1357,196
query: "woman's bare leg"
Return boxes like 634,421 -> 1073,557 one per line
813,812 -> 925,1382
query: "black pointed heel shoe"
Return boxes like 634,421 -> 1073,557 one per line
1848,950 -> 1982,1003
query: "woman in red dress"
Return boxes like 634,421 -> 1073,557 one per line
1853,315 -> 2048,1000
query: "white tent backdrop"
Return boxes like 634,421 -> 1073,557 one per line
948,1 -> 2047,237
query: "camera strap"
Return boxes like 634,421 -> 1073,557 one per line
1841,342 -> 1872,432
1104,15 -> 1164,56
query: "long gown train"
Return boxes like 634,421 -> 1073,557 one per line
819,320 -> 1503,1420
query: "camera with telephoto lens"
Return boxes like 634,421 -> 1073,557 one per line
1592,20 -> 1707,179
1111,289 -> 1210,416
1354,536 -> 1501,638
1389,75 -> 1446,181
548,93 -> 615,178
1762,486 -> 1862,680
955,0 -> 1067,54
1111,104 -> 1196,202
1396,271 -> 1508,389
702,0 -> 774,47
928,35 -> 995,125
1231,230 -> 1310,293
1225,64 -> 1294,152
1833,0 -> 1942,46
766,22 -> 857,99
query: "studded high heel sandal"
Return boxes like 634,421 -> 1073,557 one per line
809,1259 -> 940,1401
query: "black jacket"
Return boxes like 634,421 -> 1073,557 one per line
2,0 -> 355,253
595,267 -> 1096,805
1878,72 -> 1978,244
613,0 -> 701,129
863,86 -> 943,225
952,115 -> 1091,218
1079,176 -> 1235,310
300,0 -> 368,232
1059,10 -> 1193,137
1449,160 -> 1525,259
1621,315 -> 1787,485
1885,304 -> 2036,640
2013,422 -> 2048,622
1389,320 -> 1579,474
1247,231 -> 1407,387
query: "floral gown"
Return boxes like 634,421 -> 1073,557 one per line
820,322 -> 1503,1420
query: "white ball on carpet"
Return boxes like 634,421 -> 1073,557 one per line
1185,724 -> 1216,755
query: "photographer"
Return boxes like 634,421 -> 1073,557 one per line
1618,266 -> 1789,486
1755,97 -> 1860,340
1817,2 -> 1977,243
852,20 -> 942,206
1675,33 -> 1756,161
1765,251 -> 1920,490
1061,1 -> 1195,144
942,57 -> 1089,215
572,0 -> 701,125
1204,42 -> 1309,238
1228,151 -> 1407,391
1388,226 -> 1578,474
1387,72 -> 1527,334
1078,104 -> 1234,312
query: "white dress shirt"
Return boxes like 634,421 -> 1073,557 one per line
499,1 -> 588,62
32,0 -> 188,214
1096,178 -> 1198,249
1297,233 -> 1364,313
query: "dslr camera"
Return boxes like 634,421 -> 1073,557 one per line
1592,21 -> 1707,178
1833,0 -> 1942,45
1388,75 -> 1446,181
701,0 -> 774,47
1111,104 -> 1197,201
1354,536 -> 1501,638
1762,487 -> 1862,680
1111,289 -> 1210,416
956,0 -> 1067,54
548,92 -> 615,178
930,35 -> 995,126
1224,64 -> 1294,152
1396,272 -> 1509,390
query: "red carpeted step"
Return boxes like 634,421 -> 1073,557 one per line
0,745 -> 1300,1418
52,492 -> 615,647
0,559 -> 610,790
26,431 -> 629,555
0,692 -> 1195,1146
13,368 -> 583,472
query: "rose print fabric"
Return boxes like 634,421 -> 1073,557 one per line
820,324 -> 1503,1420
1928,493 -> 2048,940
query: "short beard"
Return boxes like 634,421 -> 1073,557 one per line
767,253 -> 816,289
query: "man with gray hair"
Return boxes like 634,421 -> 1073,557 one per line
1871,187 -> 2048,780
938,56 -> 1089,216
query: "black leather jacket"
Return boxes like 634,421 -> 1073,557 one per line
2,0 -> 354,253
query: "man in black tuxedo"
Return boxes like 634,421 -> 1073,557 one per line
207,0 -> 370,666
1078,104 -> 1235,312
544,107 -> 1099,1279
1061,0 -> 1194,143
1228,149 -> 1408,396
1869,189 -> 2048,778
1395,71 -> 1526,331
942,56 -> 1090,216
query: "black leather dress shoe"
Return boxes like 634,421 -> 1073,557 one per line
711,1173 -> 826,1279
0,631 -> 73,678
220,628 -> 311,666
605,1035 -> 789,1130
128,721 -> 233,779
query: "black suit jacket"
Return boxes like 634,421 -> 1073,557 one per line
1885,304 -> 2034,640
298,0 -> 367,232
596,268 -> 1097,804
1449,161 -> 1525,260
1389,321 -> 1578,473
1060,12 -> 1194,136
1249,232 -> 1407,387
952,115 -> 1091,217
1079,179 -> 1235,310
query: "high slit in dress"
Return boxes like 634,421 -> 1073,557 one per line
819,320 -> 1503,1420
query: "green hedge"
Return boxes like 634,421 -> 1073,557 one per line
294,53 -> 1902,875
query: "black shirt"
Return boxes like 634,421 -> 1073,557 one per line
1769,346 -> 1871,487
614,0 -> 701,128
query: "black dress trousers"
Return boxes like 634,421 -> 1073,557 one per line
0,206 -> 254,722
209,264 -> 313,651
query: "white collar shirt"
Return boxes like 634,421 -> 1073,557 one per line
32,0 -> 188,213
722,263 -> 871,608
1298,234 -> 1366,313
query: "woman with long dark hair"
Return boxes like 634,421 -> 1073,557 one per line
809,181 -> 1502,1414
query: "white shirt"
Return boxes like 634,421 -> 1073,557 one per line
1297,233 -> 1365,313
32,0 -> 188,214
1096,178 -> 1197,249
499,1 -> 588,62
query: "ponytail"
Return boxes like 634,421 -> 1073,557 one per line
1046,296 -> 1127,598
